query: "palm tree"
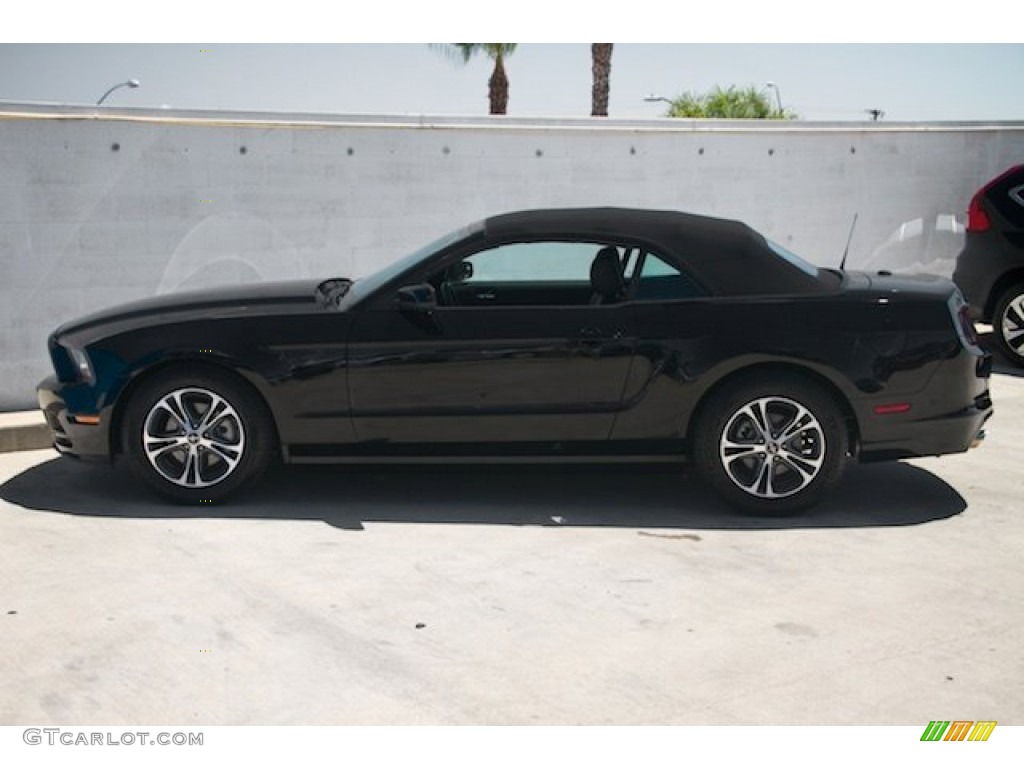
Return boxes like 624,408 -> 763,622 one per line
440,44 -> 518,115
590,44 -> 614,117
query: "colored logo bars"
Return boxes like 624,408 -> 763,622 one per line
920,721 -> 997,741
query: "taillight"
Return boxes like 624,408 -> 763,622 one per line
966,164 -> 1024,232
958,303 -> 979,346
949,292 -> 980,349
967,189 -> 990,232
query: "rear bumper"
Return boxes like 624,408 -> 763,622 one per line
37,375 -> 112,460
858,350 -> 992,461
858,397 -> 991,461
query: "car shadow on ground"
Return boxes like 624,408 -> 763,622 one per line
0,457 -> 966,531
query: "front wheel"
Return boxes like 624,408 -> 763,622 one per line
693,375 -> 849,515
121,368 -> 276,503
993,283 -> 1024,366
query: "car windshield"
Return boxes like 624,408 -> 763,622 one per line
765,239 -> 820,278
344,221 -> 484,305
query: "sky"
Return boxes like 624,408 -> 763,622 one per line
0,42 -> 1021,123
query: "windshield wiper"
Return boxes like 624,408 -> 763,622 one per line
315,278 -> 353,308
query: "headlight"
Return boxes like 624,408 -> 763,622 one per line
67,347 -> 95,384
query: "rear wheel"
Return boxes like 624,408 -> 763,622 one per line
121,368 -> 275,503
693,374 -> 848,515
993,283 -> 1024,366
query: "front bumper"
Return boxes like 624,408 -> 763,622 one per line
37,375 -> 112,460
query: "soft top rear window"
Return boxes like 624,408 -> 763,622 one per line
765,239 -> 820,278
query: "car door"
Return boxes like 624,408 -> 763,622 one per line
608,249 -> 715,442
346,240 -> 637,446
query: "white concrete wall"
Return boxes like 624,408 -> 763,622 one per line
2,102 -> 1023,410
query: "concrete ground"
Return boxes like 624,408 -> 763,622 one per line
1,365 -> 1022,725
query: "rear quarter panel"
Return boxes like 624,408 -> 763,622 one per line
611,293 -> 959,446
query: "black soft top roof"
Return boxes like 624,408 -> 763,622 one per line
483,207 -> 827,295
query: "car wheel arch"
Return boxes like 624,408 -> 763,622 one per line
684,362 -> 861,459
991,280 -> 1024,365
109,358 -> 279,458
983,268 -> 1024,323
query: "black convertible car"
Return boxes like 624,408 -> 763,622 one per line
38,208 -> 992,513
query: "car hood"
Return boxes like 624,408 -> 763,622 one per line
54,279 -> 332,340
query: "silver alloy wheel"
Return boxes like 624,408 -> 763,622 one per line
1000,293 -> 1024,355
142,387 -> 246,488
719,396 -> 826,499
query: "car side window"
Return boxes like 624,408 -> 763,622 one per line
633,252 -> 707,301
462,242 -> 596,283
435,241 -> 627,307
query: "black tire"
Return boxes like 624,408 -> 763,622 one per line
121,367 -> 276,504
993,282 -> 1024,366
693,374 -> 849,515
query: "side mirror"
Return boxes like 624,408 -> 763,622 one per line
396,283 -> 437,312
449,261 -> 474,282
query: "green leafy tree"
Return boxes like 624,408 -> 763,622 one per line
666,86 -> 797,119
590,43 -> 614,117
438,43 -> 518,115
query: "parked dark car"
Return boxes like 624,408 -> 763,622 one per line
38,208 -> 992,514
953,164 -> 1024,365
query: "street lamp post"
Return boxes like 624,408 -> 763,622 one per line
765,82 -> 783,113
97,79 -> 140,106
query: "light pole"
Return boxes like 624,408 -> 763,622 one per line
97,79 -> 140,106
765,82 -> 783,113
644,94 -> 673,115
